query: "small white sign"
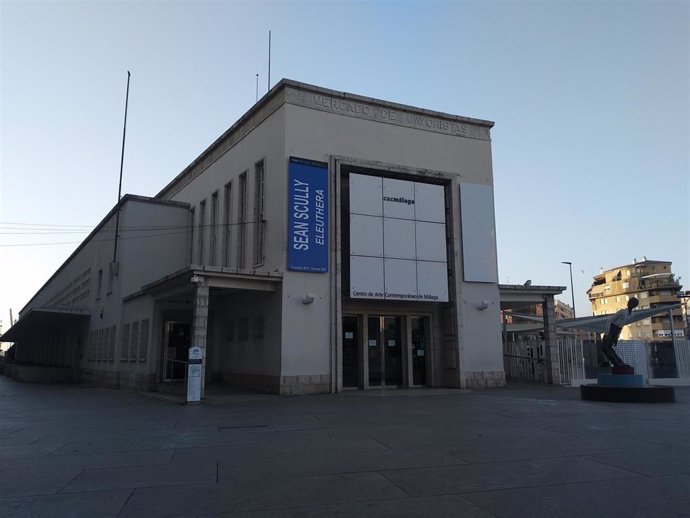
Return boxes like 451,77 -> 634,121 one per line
186,375 -> 201,402
345,332 -> 354,339
187,346 -> 203,403
416,350 -> 425,357
368,339 -> 377,347
387,339 -> 396,347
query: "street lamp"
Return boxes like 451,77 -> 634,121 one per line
561,261 -> 576,318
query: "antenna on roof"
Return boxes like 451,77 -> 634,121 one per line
256,73 -> 259,102
267,30 -> 271,92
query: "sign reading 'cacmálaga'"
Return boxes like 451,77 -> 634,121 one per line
287,157 -> 329,273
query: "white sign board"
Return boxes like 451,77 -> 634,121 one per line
186,346 -> 203,403
459,183 -> 498,283
349,174 -> 448,302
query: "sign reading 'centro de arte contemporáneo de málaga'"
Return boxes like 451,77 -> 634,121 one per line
287,157 -> 329,273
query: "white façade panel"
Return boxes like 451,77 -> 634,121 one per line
350,214 -> 383,257
415,221 -> 447,262
382,178 -> 415,220
350,256 -> 384,299
384,259 -> 418,301
417,261 -> 449,302
384,218 -> 416,260
349,174 -> 382,216
414,182 -> 446,223
460,183 -> 499,283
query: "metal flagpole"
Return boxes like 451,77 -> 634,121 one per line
113,71 -> 131,264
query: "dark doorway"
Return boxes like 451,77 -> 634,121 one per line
163,321 -> 190,381
368,316 -> 403,387
342,316 -> 360,387
411,316 -> 429,386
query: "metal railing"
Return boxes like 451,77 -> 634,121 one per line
163,359 -> 188,382
556,339 -> 690,385
503,339 -> 547,383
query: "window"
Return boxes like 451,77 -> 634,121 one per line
121,323 -> 130,362
640,291 -> 648,298
253,160 -> 265,266
225,319 -> 234,342
186,207 -> 194,264
223,182 -> 232,267
615,296 -> 620,303
622,282 -> 630,289
197,200 -> 206,264
138,319 -> 149,362
98,328 -> 107,362
89,330 -> 97,361
238,317 -> 249,342
210,191 -> 218,266
129,321 -> 139,361
626,270 -> 631,277
107,262 -> 115,295
97,269 -> 103,299
237,172 -> 247,268
108,325 -> 116,361
252,316 -> 265,340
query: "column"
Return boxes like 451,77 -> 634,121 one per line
542,295 -> 561,385
191,280 -> 210,399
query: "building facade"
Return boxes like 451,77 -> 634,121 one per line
2,80 -> 505,395
588,260 -> 685,341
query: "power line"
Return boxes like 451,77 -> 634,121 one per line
0,221 -> 265,247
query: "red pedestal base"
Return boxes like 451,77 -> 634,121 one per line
612,365 -> 635,375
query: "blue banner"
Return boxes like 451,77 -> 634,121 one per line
287,157 -> 329,273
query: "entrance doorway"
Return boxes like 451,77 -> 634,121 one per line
162,321 -> 190,381
342,316 -> 360,388
341,313 -> 431,390
368,316 -> 403,387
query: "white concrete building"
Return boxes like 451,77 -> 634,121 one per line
2,80 -> 505,395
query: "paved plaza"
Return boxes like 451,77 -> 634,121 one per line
1,376 -> 690,517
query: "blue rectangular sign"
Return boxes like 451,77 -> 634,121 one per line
287,157 -> 329,273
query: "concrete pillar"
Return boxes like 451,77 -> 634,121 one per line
191,280 -> 210,399
542,296 -> 561,385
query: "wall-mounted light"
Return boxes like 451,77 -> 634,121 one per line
476,300 -> 490,311
302,293 -> 315,304
191,275 -> 201,284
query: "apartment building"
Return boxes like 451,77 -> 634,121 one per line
588,260 -> 685,341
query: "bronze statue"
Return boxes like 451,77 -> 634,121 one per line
600,297 -> 639,371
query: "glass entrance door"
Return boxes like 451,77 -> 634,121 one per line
411,316 -> 429,386
367,316 -> 403,387
342,316 -> 360,388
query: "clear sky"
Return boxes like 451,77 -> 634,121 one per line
1,0 -> 688,327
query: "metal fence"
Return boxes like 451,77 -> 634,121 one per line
556,338 -> 690,386
503,338 -> 690,386
503,339 -> 547,383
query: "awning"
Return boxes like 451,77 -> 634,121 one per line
0,308 -> 90,343
504,304 -> 681,334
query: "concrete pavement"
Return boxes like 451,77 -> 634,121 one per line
1,376 -> 689,517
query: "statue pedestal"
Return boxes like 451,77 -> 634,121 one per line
580,371 -> 675,403
596,373 -> 644,387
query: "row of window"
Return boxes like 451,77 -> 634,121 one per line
121,319 -> 150,362
598,292 -> 651,307
224,316 -> 265,342
47,267 -> 92,307
88,319 -> 149,363
192,159 -> 266,269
